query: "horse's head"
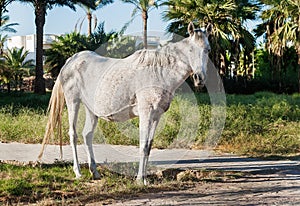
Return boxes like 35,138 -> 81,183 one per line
187,22 -> 212,88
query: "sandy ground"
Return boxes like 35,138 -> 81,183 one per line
97,172 -> 300,205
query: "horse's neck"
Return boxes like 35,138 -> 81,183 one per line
159,40 -> 190,63
157,40 -> 192,92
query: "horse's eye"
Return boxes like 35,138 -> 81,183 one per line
204,48 -> 211,53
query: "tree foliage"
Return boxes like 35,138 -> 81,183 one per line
45,22 -> 115,78
0,0 -> 299,94
0,15 -> 18,33
77,0 -> 114,36
2,47 -> 34,92
257,0 -> 300,92
16,0 -> 96,94
121,0 -> 160,48
164,0 -> 259,91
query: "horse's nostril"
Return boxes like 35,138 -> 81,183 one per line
193,74 -> 197,80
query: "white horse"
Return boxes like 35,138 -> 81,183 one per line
39,22 -> 212,185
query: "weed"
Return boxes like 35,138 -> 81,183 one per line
0,92 -> 300,156
0,162 -> 245,205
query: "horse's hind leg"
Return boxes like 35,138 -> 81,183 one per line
67,100 -> 81,178
82,106 -> 100,179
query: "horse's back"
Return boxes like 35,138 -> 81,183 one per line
60,51 -> 111,78
59,51 -> 113,110
59,51 -> 137,120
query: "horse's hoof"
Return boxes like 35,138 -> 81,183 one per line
92,172 -> 101,180
136,178 -> 147,186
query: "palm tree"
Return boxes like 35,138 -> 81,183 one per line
0,59 -> 12,92
274,0 -> 300,93
45,23 -> 114,78
78,0 -> 113,36
0,0 -> 14,27
0,34 -> 7,55
17,0 -> 96,94
0,15 -> 18,33
164,0 -> 236,75
45,32 -> 90,78
163,0 -> 258,80
3,47 -> 34,91
258,0 -> 300,92
231,0 -> 259,79
121,0 -> 159,49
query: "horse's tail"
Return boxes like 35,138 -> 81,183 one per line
38,78 -> 65,159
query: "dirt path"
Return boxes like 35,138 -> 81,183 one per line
1,143 -> 299,205
91,169 -> 300,205
110,177 -> 299,205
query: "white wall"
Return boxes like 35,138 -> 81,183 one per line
25,35 -> 35,52
6,34 -> 57,64
7,36 -> 25,49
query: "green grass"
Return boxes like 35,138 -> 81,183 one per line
0,162 -> 130,204
0,92 -> 50,112
0,91 -> 299,157
1,91 -> 299,204
220,92 -> 300,156
0,161 -> 243,205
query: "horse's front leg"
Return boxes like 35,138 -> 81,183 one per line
137,105 -> 160,185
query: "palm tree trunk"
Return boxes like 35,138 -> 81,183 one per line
87,11 -> 92,36
233,38 -> 240,75
7,82 -> 10,93
298,63 -> 300,93
243,51 -> 248,88
34,2 -> 46,94
0,9 -> 2,27
142,10 -> 148,49
297,46 -> 300,93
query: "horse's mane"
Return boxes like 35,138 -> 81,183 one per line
132,47 -> 178,68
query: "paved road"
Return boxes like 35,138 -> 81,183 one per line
0,142 -> 299,173
1,142 -> 299,205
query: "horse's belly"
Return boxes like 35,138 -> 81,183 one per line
94,93 -> 138,121
92,63 -> 138,119
99,104 -> 138,122
93,85 -> 136,120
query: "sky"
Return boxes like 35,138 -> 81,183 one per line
6,1 -> 169,37
5,1 -> 262,45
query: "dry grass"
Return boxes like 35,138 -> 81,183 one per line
0,161 -> 243,205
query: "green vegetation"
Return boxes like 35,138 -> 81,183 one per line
221,92 -> 300,156
45,25 -> 115,78
1,1 -> 299,203
121,0 -> 160,49
0,92 -> 299,157
0,162 -> 135,204
2,47 -> 35,92
0,13 -> 17,33
14,0 -> 97,94
77,0 -> 114,36
1,0 -> 300,93
163,0 -> 300,94
0,161 -> 243,205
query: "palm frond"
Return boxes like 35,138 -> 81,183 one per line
96,0 -> 114,9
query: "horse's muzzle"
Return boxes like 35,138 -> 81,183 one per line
192,73 -> 205,88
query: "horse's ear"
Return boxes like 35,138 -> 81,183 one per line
206,23 -> 213,36
188,22 -> 195,36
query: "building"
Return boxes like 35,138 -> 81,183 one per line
6,34 -> 58,63
6,33 -> 168,62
